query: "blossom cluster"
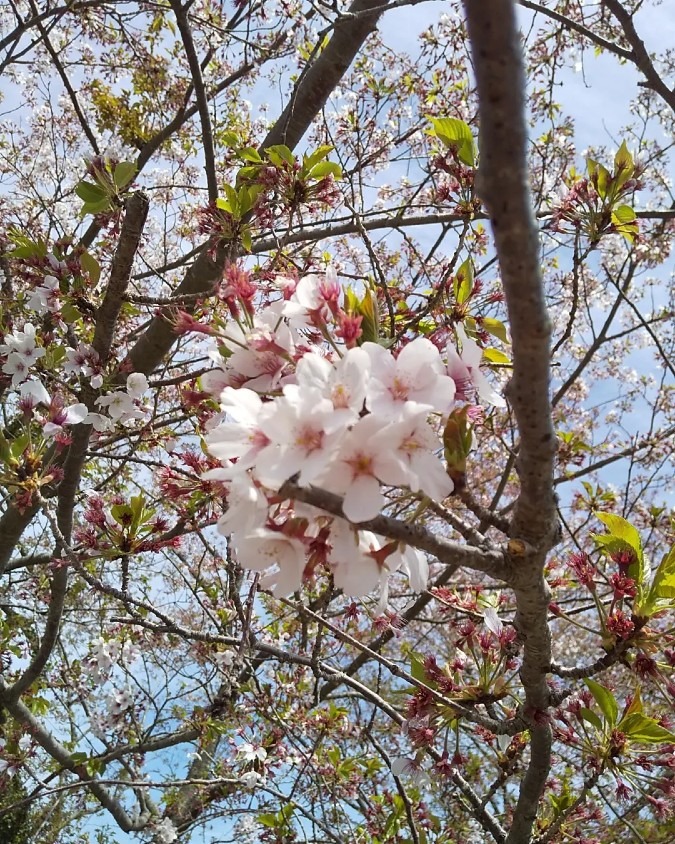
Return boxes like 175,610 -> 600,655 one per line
204,269 -> 505,600
0,318 -> 151,442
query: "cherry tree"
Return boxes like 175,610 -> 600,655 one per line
0,1 -> 673,843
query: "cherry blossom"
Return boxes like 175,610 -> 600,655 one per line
64,343 -> 100,379
231,528 -> 307,596
205,387 -> 276,470
153,818 -> 179,844
26,275 -> 60,313
253,384 -> 349,487
2,352 -> 33,385
364,337 -> 456,417
295,346 -> 370,423
315,413 -> 410,521
42,399 -> 89,437
126,372 -> 149,399
328,523 -> 388,596
19,378 -> 50,407
369,403 -> 454,501
1,323 -> 46,385
96,391 -> 146,424
205,469 -> 270,537
237,742 -> 268,764
446,325 -> 506,407
0,322 -> 41,356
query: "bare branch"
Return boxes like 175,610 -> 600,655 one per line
603,0 -> 675,113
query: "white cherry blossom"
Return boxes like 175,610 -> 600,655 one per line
153,818 -> 178,844
237,742 -> 268,763
328,523 -> 386,596
316,414 -> 410,522
231,528 -> 306,596
96,391 -> 146,423
446,325 -> 506,407
126,372 -> 149,399
43,402 -> 89,437
254,385 -> 348,487
363,337 -> 455,417
26,275 -> 60,313
369,404 -> 454,501
0,322 -> 40,356
296,346 -> 370,422
19,379 -> 50,407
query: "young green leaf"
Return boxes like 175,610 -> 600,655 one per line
611,205 -> 638,243
428,116 -> 475,166
481,317 -> 510,345
585,678 -> 618,727
76,180 -> 107,203
112,161 -> 137,191
80,251 -> 101,285
613,140 -> 634,188
593,513 -> 644,585
580,707 -> 603,731
482,347 -> 511,365
453,258 -> 473,304
308,160 -> 342,179
620,713 -> 675,745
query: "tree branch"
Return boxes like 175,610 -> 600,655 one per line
279,480 -> 507,578
169,0 -> 218,201
124,0 -> 392,379
603,0 -> 675,113
0,679 -> 149,833
463,3 -> 556,841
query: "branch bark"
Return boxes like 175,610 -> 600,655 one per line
463,2 -> 556,841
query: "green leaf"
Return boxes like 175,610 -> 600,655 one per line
580,707 -> 603,731
80,251 -> 101,285
650,545 -> 675,600
428,116 -> 475,166
221,130 -> 240,148
585,679 -> 618,727
9,432 -> 30,461
6,229 -> 48,259
454,258 -> 473,304
621,713 -> 675,744
81,197 -> 113,216
76,180 -> 107,203
129,494 -> 146,532
257,813 -> 278,829
303,144 -> 335,169
61,302 -> 82,323
265,144 -> 295,167
638,544 -> 675,616
482,347 -> 511,365
239,147 -> 262,163
357,288 -> 380,343
222,184 -> 240,216
0,430 -> 11,464
613,141 -> 634,187
481,317 -> 510,344
611,204 -> 638,243
113,161 -> 136,191
111,504 -> 134,527
308,160 -> 342,179
410,652 -> 428,684
620,686 -> 643,722
594,513 -> 644,584
586,157 -> 612,199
